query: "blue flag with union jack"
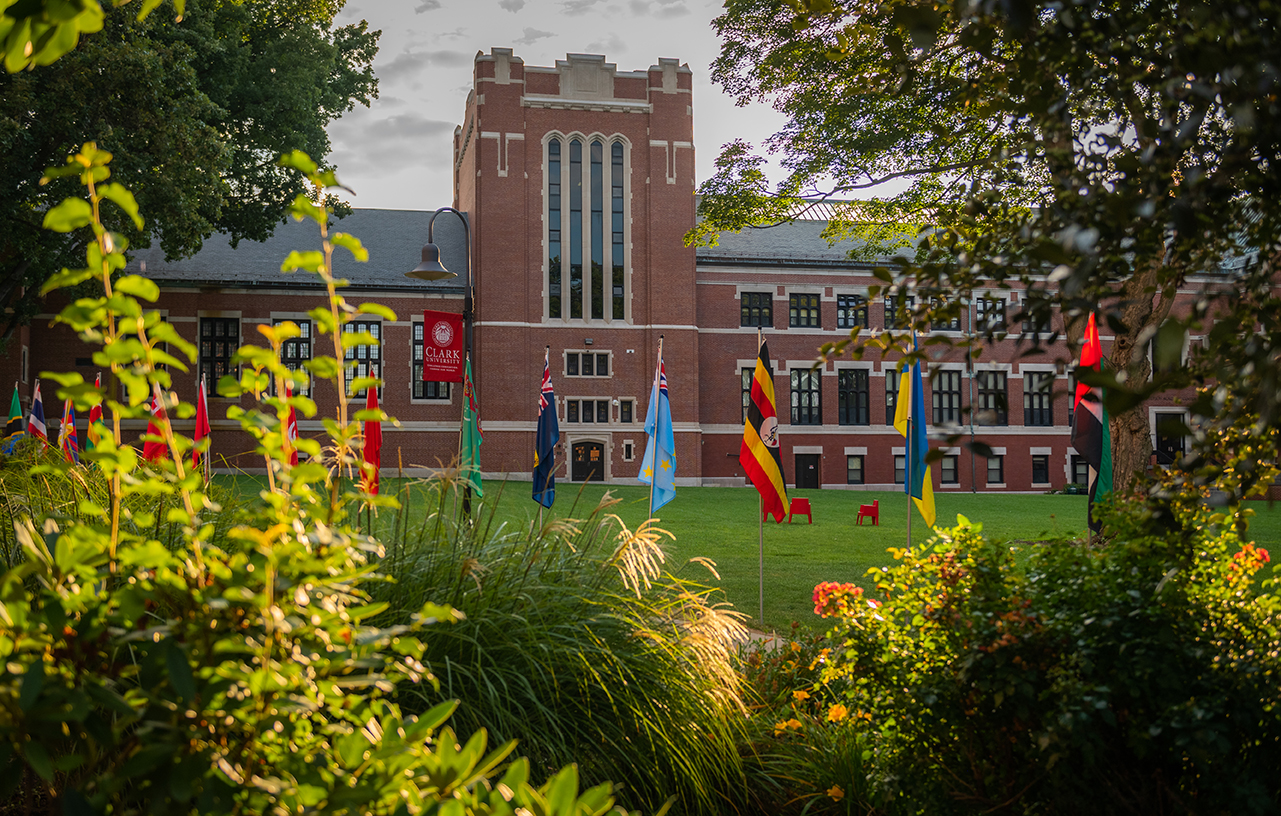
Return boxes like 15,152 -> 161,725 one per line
533,349 -> 560,508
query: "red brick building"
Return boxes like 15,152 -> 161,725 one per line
2,49 -> 1203,493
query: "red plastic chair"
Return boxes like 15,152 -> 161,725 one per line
857,499 -> 879,526
788,498 -> 813,524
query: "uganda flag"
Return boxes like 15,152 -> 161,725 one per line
740,339 -> 788,522
1072,313 -> 1113,533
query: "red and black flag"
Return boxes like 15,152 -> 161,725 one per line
1072,313 -> 1113,532
741,339 -> 788,522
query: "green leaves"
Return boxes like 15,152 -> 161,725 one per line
42,197 -> 92,232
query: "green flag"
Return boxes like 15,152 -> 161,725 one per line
3,384 -> 23,454
461,357 -> 483,498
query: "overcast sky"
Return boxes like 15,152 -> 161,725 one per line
327,0 -> 785,211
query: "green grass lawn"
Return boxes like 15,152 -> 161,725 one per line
221,475 -> 1281,634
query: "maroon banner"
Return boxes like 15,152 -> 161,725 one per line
422,310 -> 464,383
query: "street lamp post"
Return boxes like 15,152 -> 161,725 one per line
407,206 -> 474,511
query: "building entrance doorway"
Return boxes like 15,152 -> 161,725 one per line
795,454 -> 820,489
572,441 -> 605,482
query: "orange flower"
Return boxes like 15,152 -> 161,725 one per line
827,703 -> 849,722
827,785 -> 845,802
793,689 -> 811,702
773,718 -> 803,736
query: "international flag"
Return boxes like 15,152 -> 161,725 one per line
740,339 -> 788,522
460,357 -> 483,498
362,382 -> 383,494
285,379 -> 299,463
532,348 -> 559,508
28,380 -> 47,449
639,347 -> 676,514
193,376 -> 211,473
86,374 -> 106,453
1072,313 -> 1113,533
893,341 -> 936,528
3,384 -> 23,454
142,385 -> 168,462
58,398 -> 80,464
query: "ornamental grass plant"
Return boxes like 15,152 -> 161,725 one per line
369,475 -> 751,816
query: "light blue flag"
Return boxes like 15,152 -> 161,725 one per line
639,352 -> 676,514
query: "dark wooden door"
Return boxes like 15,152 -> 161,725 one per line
795,453 -> 820,489
572,441 -> 605,482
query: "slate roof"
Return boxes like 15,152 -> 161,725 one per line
124,209 -> 469,293
695,218 -> 917,268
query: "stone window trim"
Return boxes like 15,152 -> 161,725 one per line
564,349 -> 613,378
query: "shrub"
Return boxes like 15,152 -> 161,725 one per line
736,626 -> 873,815
815,487 -> 1281,815
0,145 -> 639,815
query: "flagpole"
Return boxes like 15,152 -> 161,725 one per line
757,329 -> 767,624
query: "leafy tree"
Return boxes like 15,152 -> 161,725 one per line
0,0 -> 377,342
693,0 -> 1281,491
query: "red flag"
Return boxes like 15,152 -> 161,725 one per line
194,377 -> 211,470
142,384 -> 168,462
86,373 -> 104,452
285,383 -> 299,467
362,385 -> 382,494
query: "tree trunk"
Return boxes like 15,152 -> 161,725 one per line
1105,258 -> 1178,490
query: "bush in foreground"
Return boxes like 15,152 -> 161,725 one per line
813,488 -> 1281,815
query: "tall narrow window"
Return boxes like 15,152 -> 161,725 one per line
940,454 -> 959,484
933,370 -> 962,425
885,371 -> 899,425
200,317 -> 239,385
611,142 -> 625,319
412,323 -> 450,400
847,455 -> 864,485
1024,372 -> 1054,426
791,369 -> 822,425
548,139 -> 562,319
974,370 -> 1008,425
1031,454 -> 1050,484
836,295 -> 867,329
837,369 -> 869,425
590,140 -> 604,320
987,455 -> 1004,485
343,320 -> 381,398
548,137 -> 628,323
274,319 -> 312,396
569,139 -> 583,319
